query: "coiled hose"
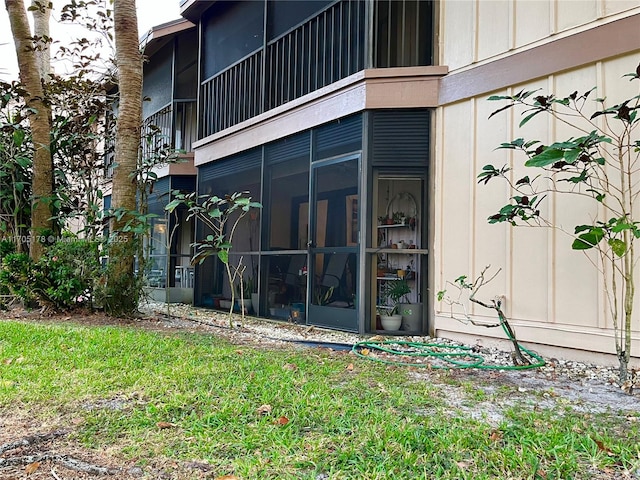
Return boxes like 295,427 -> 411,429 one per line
352,323 -> 545,370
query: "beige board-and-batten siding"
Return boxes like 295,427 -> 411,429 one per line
434,0 -> 640,362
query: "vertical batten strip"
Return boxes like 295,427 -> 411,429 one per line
469,97 -> 478,316
472,0 -> 479,64
548,74 -> 557,325
508,0 -> 515,51
595,60 -> 608,330
505,84 -> 515,324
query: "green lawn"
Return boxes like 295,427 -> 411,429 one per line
0,320 -> 638,479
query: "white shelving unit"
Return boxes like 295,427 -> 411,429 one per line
376,223 -> 424,305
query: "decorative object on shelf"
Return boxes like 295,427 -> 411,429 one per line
386,192 -> 417,227
392,211 -> 405,225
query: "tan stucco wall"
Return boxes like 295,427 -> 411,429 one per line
435,50 -> 640,359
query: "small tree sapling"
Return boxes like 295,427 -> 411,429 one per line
166,191 -> 261,327
437,266 -> 537,366
480,63 -> 640,383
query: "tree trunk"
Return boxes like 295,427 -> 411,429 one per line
5,0 -> 54,260
105,0 -> 142,316
30,0 -> 51,82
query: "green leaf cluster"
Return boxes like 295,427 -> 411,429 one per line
572,218 -> 640,256
166,190 -> 262,266
0,239 -> 101,310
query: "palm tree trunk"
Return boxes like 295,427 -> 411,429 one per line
104,0 -> 143,315
5,0 -> 54,260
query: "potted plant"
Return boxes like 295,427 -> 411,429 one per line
392,211 -> 405,225
376,281 -> 406,331
388,278 -> 422,332
376,304 -> 402,330
314,285 -> 335,306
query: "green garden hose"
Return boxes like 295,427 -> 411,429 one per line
352,324 -> 545,370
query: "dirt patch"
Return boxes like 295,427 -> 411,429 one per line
0,414 -> 134,480
409,367 -> 639,431
0,412 -> 220,480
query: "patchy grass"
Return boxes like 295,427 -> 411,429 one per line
0,320 -> 638,479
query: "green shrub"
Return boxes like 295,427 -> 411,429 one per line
0,252 -> 36,305
0,240 -> 16,302
36,239 -> 101,310
0,239 -> 16,259
0,239 -> 101,311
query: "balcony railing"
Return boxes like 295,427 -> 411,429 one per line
105,100 -> 197,179
142,99 -> 197,161
143,104 -> 172,160
200,0 -> 366,138
174,100 -> 198,153
104,136 -> 115,179
265,0 -> 365,110
201,50 -> 263,135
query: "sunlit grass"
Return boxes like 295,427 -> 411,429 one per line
0,320 -> 638,479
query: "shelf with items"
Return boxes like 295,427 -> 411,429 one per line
375,248 -> 428,255
374,191 -> 422,307
375,254 -> 419,303
376,224 -> 419,251
373,180 -> 425,333
377,196 -> 419,249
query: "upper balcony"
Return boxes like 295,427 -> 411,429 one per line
194,0 -> 434,139
105,18 -> 199,180
141,19 -> 198,164
141,99 -> 197,161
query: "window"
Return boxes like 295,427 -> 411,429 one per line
374,0 -> 433,67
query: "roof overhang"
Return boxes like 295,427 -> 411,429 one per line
179,0 -> 216,22
139,18 -> 196,57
